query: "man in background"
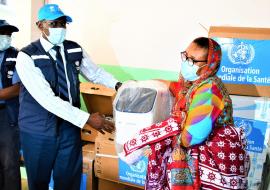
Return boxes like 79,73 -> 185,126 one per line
0,19 -> 21,190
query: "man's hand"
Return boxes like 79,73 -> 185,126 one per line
86,112 -> 115,134
0,83 -> 20,100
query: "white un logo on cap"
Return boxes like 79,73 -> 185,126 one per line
49,5 -> 56,12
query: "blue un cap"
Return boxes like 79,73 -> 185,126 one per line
38,4 -> 72,22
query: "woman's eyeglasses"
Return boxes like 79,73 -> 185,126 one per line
181,51 -> 207,66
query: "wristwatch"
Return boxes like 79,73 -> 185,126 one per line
115,82 -> 122,91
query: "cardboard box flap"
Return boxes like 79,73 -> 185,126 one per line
98,179 -> 143,190
224,83 -> 270,97
95,134 -> 117,155
209,26 -> 270,40
80,82 -> 116,115
80,82 -> 116,97
81,124 -> 98,142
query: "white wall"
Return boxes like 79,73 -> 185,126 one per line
0,0 -> 32,48
3,0 -> 270,71
48,0 -> 270,71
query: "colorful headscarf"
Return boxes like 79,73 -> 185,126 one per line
171,38 -> 222,120
195,38 -> 222,80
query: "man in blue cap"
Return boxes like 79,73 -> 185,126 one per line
0,19 -> 21,190
16,4 -> 121,190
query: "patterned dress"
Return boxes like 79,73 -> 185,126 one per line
181,76 -> 250,190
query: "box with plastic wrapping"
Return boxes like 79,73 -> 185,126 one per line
113,80 -> 174,186
231,95 -> 270,189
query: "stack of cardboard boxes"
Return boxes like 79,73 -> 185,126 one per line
80,82 -> 143,190
82,143 -> 97,190
209,26 -> 270,189
95,132 -> 143,190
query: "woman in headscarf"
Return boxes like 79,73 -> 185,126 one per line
123,37 -> 250,190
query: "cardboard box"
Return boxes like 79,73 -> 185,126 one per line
209,26 -> 270,97
81,124 -> 98,143
80,82 -> 116,116
231,95 -> 270,146
82,143 -> 98,190
80,82 -> 115,142
231,95 -> 270,189
94,135 -> 144,189
260,154 -> 270,190
98,179 -> 142,190
82,143 -> 95,172
248,150 -> 268,190
94,134 -> 118,182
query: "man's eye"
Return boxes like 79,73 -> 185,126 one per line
49,23 -> 54,27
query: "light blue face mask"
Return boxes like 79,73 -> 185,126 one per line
0,35 -> 12,51
180,60 -> 204,81
47,28 -> 66,45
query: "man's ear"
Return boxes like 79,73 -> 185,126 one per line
36,21 -> 44,31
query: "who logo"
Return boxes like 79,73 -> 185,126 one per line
228,42 -> 255,65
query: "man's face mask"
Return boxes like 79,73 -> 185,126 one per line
46,28 -> 66,45
0,35 -> 11,51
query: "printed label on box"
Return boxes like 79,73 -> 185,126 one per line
234,117 -> 267,153
214,38 -> 270,86
119,156 -> 147,186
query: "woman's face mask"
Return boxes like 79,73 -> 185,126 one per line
180,44 -> 208,81
46,28 -> 66,45
180,60 -> 207,81
180,60 -> 200,81
0,35 -> 11,51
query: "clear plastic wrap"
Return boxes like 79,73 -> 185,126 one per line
115,87 -> 157,113
113,80 -> 174,164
